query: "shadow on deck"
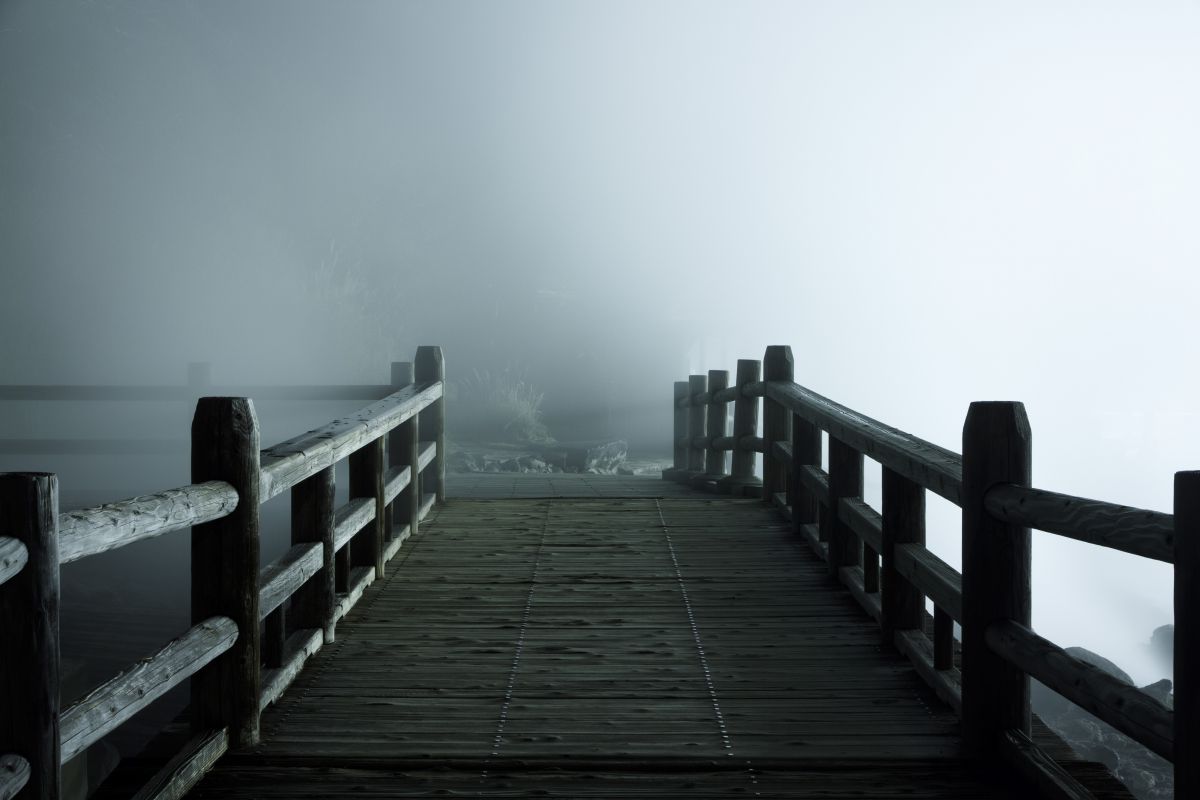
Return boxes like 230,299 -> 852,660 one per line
186,475 -> 1128,798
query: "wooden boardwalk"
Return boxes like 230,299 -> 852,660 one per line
190,475 -> 1127,798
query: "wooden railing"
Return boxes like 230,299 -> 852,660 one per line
664,345 -> 1195,800
0,346 -> 446,800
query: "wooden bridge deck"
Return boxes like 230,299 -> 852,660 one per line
189,475 -> 1126,798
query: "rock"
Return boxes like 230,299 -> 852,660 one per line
541,440 -> 628,475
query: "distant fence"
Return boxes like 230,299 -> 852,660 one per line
664,345 -> 1195,799
0,346 -> 446,800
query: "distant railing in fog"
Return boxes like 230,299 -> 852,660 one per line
664,345 -> 1196,799
0,346 -> 446,800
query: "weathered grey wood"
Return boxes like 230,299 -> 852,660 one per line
705,370 -> 729,477
333,566 -> 375,623
765,381 -> 963,504
985,483 -> 1172,563
894,629 -> 963,716
263,604 -> 285,669
349,438 -> 386,579
386,363 -> 414,544
383,524 -> 411,562
934,606 -> 954,671
291,467 -> 336,643
129,728 -> 227,800
825,437 -> 864,579
761,346 -> 793,506
417,441 -> 437,473
711,386 -> 739,403
60,616 -> 237,763
798,522 -> 828,562
710,435 -> 737,451
258,542 -> 323,620
0,753 -> 30,800
1177,470 -> 1200,798
58,481 -> 239,564
882,467 -> 928,644
1000,728 -> 1098,800
687,374 -> 707,473
718,360 -> 760,494
742,380 -> 766,397
419,492 -> 437,521
259,381 -> 442,501
667,381 -> 689,478
771,439 -> 791,464
838,497 -> 883,553
383,466 -> 411,506
333,498 -> 375,554
961,401 -> 1032,756
393,377 -> 421,541
893,544 -> 963,623
742,435 -> 766,453
0,538 -> 27,588
986,619 -> 1172,760
259,629 -> 322,712
840,566 -> 882,624
0,473 -> 60,800
796,464 -> 831,508
414,346 -> 446,504
191,397 -> 262,748
790,412 -> 822,540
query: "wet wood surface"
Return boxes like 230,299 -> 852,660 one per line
188,475 -> 1130,798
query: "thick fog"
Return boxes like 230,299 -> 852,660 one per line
3,0 -> 1198,692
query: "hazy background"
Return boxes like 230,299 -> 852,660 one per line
2,0 -> 1198,692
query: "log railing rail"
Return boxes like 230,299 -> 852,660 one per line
665,344 -> 1194,800
0,346 -> 446,800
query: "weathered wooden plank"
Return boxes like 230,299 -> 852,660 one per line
839,496 -> 883,553
333,567 -> 375,623
825,437 -> 864,578
419,493 -> 437,521
711,386 -> 739,403
417,442 -> 437,474
985,483 -> 1171,563
687,374 -> 707,473
260,630 -> 323,712
840,566 -> 882,624
985,619 -> 1173,760
349,438 -> 386,578
259,381 -> 443,501
333,498 -> 374,554
0,538 -> 27,587
894,629 -> 963,716
0,753 -> 30,800
129,728 -> 228,800
999,728 -> 1098,800
60,616 -> 237,763
718,360 -> 760,493
383,466 -> 411,507
383,525 -> 411,563
762,346 -> 793,504
1177,470 -> 1200,797
414,347 -> 446,504
796,465 -> 830,508
765,381 -> 963,504
742,435 -> 765,453
258,543 -> 323,620
894,544 -> 963,623
291,467 -> 336,643
772,439 -> 792,465
705,370 -> 729,478
0,473 -> 60,799
58,481 -> 238,564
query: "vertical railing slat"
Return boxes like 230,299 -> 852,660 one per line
825,437 -> 864,579
881,467 -> 925,642
705,369 -> 729,478
1175,471 -> 1200,797
292,466 -> 336,642
719,359 -> 761,496
414,346 -> 445,504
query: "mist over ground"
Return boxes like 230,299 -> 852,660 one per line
2,0 -> 1198,696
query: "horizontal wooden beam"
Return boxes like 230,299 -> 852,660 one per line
60,616 -> 237,763
711,436 -> 737,451
0,538 -> 28,587
417,441 -> 438,473
0,754 -> 30,800
893,543 -> 963,622
742,436 -> 765,453
333,566 -> 375,623
419,493 -> 437,521
258,543 -> 323,620
129,728 -> 228,800
839,496 -> 883,553
0,384 -> 392,402
259,381 -> 443,501
796,465 -> 830,508
383,466 -> 411,506
985,483 -> 1172,563
771,440 -> 791,464
840,566 -> 882,624
333,498 -> 374,554
765,381 -> 963,504
894,629 -> 963,716
259,629 -> 322,712
798,523 -> 827,562
986,619 -> 1173,759
59,481 -> 238,564
771,492 -> 790,520
383,524 -> 412,563
711,386 -> 739,403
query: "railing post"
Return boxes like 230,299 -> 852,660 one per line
687,374 -> 707,475
825,437 -> 864,579
718,359 -> 761,496
0,473 -> 60,799
790,414 -> 820,537
762,346 -> 793,506
961,401 -> 1032,755
387,362 -> 414,543
1175,471 -> 1200,797
414,346 -> 445,504
664,381 -> 689,481
881,467 -> 925,644
292,466 -> 336,643
191,397 -> 262,748
349,438 -> 385,578
705,370 -> 729,478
